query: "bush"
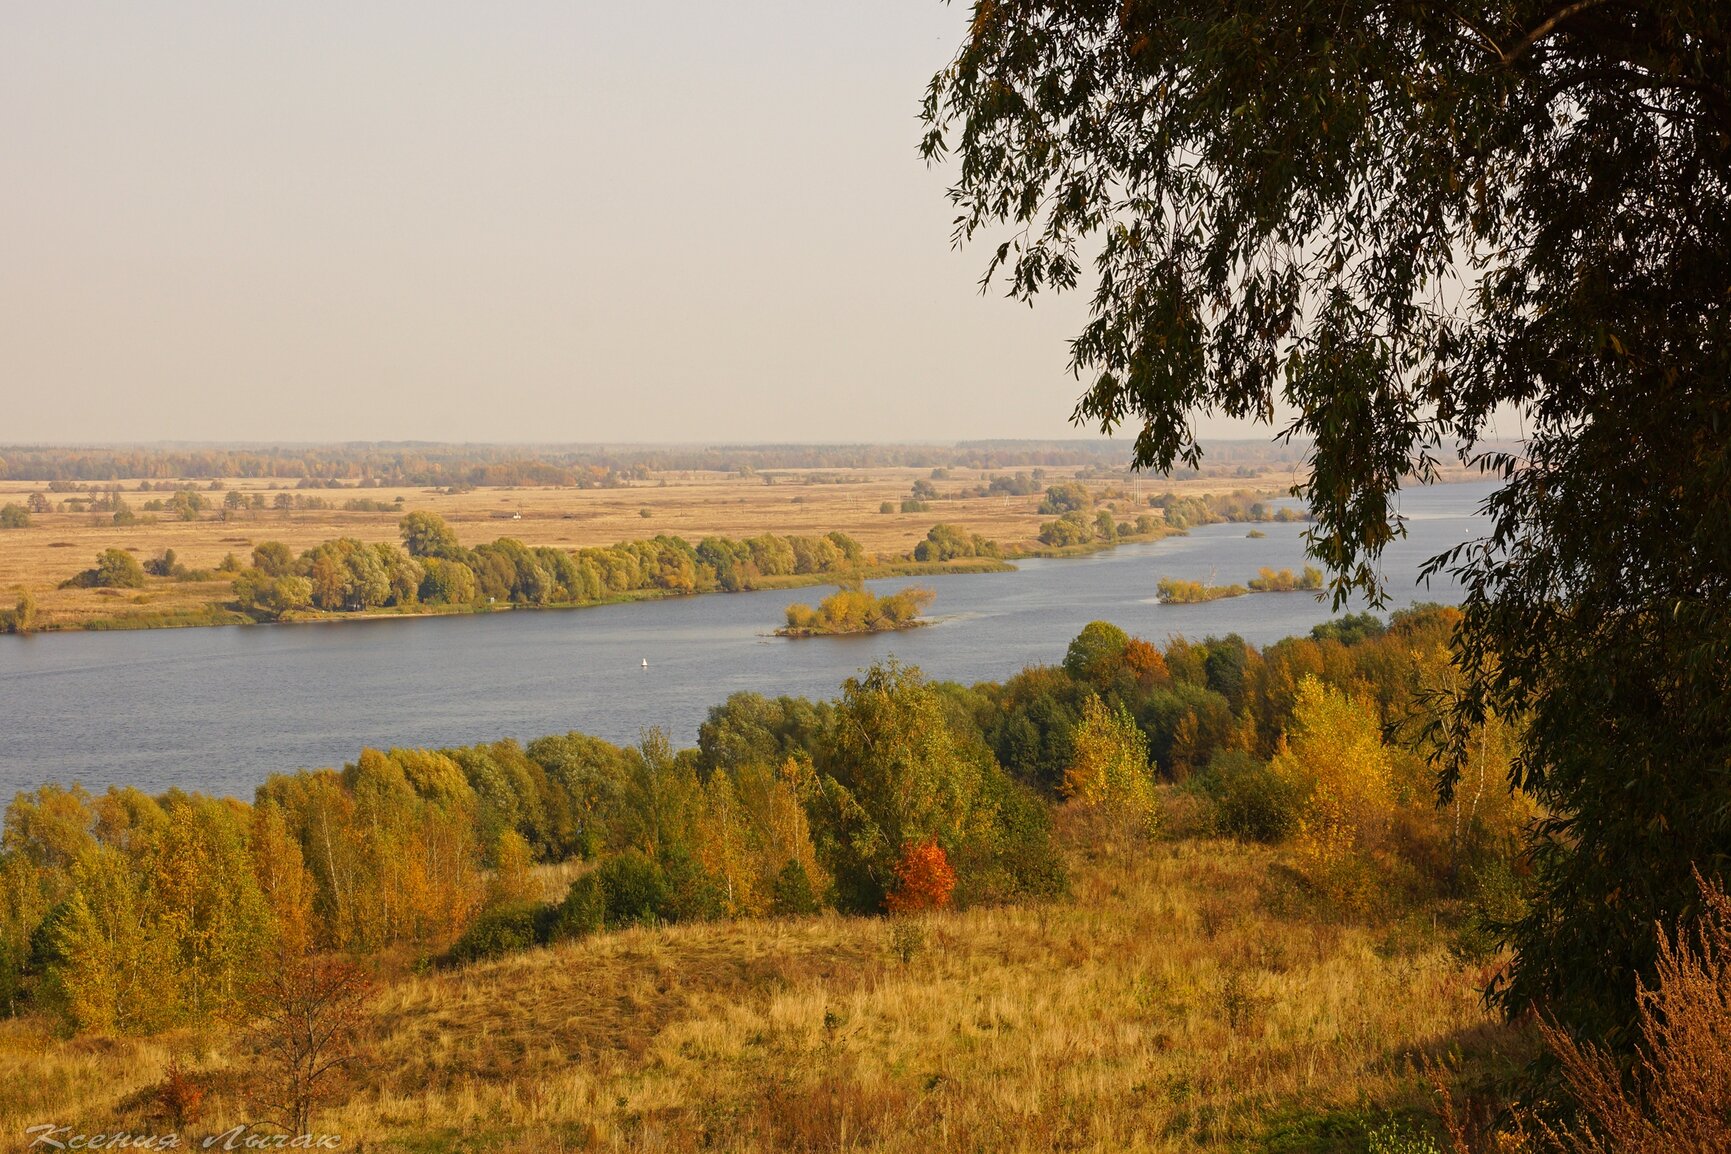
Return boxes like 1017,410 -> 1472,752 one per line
597,851 -> 672,929
0,503 -> 30,529
659,844 -> 724,923
949,768 -> 1068,906
546,873 -> 606,942
76,548 -> 147,588
446,901 -> 549,964
1200,750 -> 1299,843
1528,871 -> 1731,1154
771,859 -> 820,916
1037,482 -> 1092,515
884,840 -> 956,914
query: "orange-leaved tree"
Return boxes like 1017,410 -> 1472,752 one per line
885,839 -> 956,914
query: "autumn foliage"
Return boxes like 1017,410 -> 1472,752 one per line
0,608 -> 1529,1047
885,840 -> 957,914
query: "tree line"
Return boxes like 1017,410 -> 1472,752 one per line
1036,481 -> 1301,548
228,513 -> 878,619
0,440 -> 1310,484
0,607 -> 1526,1035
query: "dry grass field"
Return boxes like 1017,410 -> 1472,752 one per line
0,466 -> 1298,630
0,814 -> 1532,1153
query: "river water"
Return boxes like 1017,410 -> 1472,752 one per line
0,481 -> 1494,799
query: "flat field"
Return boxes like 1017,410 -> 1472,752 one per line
0,466 -> 1295,630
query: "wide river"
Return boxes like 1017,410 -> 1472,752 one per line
0,481 -> 1494,799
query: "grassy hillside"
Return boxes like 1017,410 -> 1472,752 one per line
0,812 -> 1531,1152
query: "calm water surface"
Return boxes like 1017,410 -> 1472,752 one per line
0,481 -> 1493,798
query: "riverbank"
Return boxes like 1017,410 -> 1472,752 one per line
26,557 -> 1010,634
0,464 -> 1288,633
9,530 -> 1183,636
0,483 -> 1493,798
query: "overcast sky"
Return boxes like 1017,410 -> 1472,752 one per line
1,2 -> 1275,446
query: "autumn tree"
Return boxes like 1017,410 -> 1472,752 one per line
1064,695 -> 1159,836
251,803 -> 315,958
398,511 -> 463,560
1268,678 -> 1397,908
818,660 -> 988,912
884,840 -> 957,914
251,541 -> 295,577
487,829 -> 540,907
1063,620 -> 1129,681
244,955 -> 373,1136
50,845 -> 175,1033
138,797 -> 274,1022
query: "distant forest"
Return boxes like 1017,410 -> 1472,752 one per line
0,439 -> 1311,485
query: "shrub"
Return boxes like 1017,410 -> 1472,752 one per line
1527,871 -> 1731,1153
885,840 -> 956,914
597,851 -> 672,928
948,768 -> 1069,906
144,549 -> 181,578
1037,482 -> 1092,515
659,844 -> 725,923
1038,511 -> 1094,547
546,873 -> 605,942
0,503 -> 30,529
91,548 -> 147,588
156,1059 -> 206,1128
446,901 -> 548,964
889,917 -> 928,964
1200,750 -> 1299,844
771,859 -> 820,916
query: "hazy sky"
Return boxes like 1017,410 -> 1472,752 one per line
1,2 -> 1268,446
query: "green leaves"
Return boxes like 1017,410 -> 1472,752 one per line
928,0 -> 1731,1041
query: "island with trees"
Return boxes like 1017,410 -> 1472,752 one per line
1156,566 -> 1322,604
778,584 -> 935,637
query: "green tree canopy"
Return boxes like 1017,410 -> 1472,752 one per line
399,511 -> 464,560
94,549 -> 146,589
925,2 -> 1730,1042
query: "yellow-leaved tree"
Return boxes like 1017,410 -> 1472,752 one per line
487,829 -> 540,907
139,797 -> 274,1023
1268,676 -> 1395,907
251,802 -> 316,959
51,845 -> 176,1034
1063,695 -> 1159,837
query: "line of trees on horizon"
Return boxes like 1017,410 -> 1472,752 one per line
0,440 -> 1317,485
